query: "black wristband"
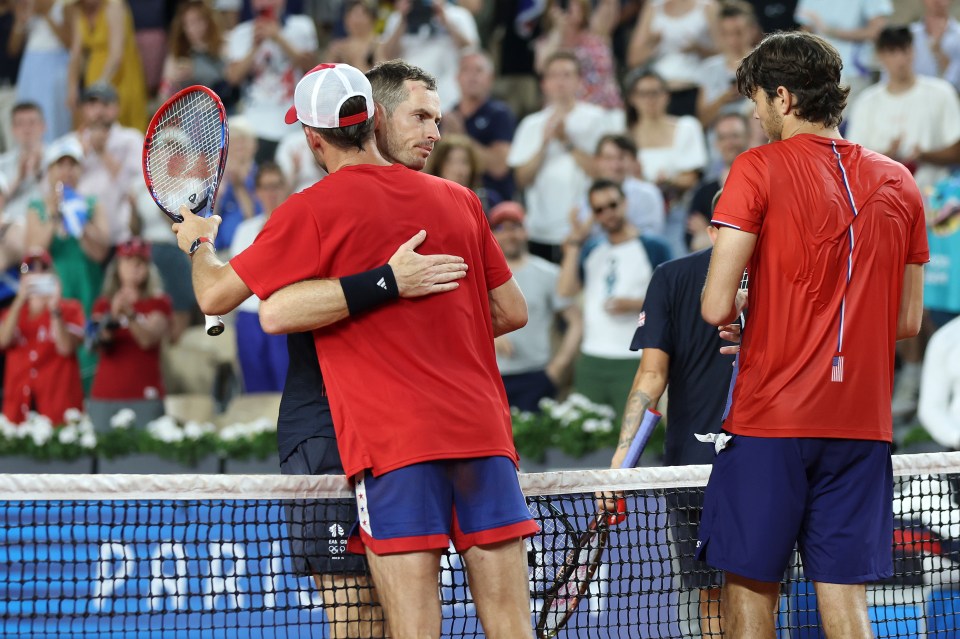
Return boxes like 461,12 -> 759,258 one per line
340,265 -> 400,316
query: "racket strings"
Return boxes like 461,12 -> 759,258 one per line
146,91 -> 225,215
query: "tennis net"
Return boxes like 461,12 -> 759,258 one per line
1,451 -> 959,638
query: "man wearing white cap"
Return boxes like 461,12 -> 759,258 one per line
173,63 -> 536,639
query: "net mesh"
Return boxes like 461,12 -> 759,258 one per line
143,89 -> 226,219
2,452 -> 960,638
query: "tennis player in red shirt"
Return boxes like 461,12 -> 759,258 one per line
698,32 -> 928,638
172,63 -> 537,639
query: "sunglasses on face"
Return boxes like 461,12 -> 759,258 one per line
592,200 -> 621,215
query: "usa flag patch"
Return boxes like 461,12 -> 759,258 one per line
831,356 -> 844,383
637,312 -> 645,327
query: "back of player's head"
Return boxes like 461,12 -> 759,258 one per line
876,26 -> 913,52
367,60 -> 438,116
736,31 -> 850,129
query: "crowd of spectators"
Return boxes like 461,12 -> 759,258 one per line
0,0 -> 958,452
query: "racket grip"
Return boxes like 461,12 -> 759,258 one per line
622,409 -> 662,468
205,314 -> 224,336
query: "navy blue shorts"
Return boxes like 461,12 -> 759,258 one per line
280,436 -> 368,576
347,456 -> 539,556
696,435 -> 893,584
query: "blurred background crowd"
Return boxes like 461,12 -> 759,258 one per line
0,0 -> 958,454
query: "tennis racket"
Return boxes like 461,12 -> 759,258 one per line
142,85 -> 229,336
534,409 -> 662,638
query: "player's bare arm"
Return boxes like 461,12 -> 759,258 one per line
597,348 -> 668,513
701,226 -> 756,326
897,263 -> 924,340
488,277 -> 527,337
612,348 -> 668,467
172,205 -> 253,316
259,230 -> 469,334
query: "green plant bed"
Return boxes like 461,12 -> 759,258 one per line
512,394 -> 619,463
512,394 -> 668,469
0,409 -> 280,472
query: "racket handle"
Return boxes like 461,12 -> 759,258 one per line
606,409 -> 662,526
205,314 -> 224,336
622,409 -> 662,468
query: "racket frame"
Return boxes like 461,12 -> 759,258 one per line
142,85 -> 229,336
142,84 -> 229,224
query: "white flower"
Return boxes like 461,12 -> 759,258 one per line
596,405 -> 617,420
538,397 -> 557,411
23,413 -> 54,446
596,418 -> 614,433
79,432 -> 97,449
219,418 -> 275,442
581,418 -> 600,433
63,408 -> 83,424
147,416 -> 184,443
58,425 -> 79,445
110,408 -> 137,430
183,421 -> 215,440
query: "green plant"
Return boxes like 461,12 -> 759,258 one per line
0,409 -> 96,461
512,394 -> 619,461
216,418 -> 277,460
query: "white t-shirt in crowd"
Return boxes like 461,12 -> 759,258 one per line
649,0 -> 713,86
275,128 -> 326,193
580,237 -> 653,359
381,4 -> 479,112
226,15 -> 319,142
508,102 -> 620,245
497,255 -> 572,376
794,0 -> 893,80
918,316 -> 960,450
230,214 -> 268,313
638,115 -> 708,183
846,75 -> 960,196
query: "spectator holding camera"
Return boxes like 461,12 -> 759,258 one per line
0,249 -> 84,424
87,238 -> 171,431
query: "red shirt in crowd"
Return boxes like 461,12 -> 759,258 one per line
90,295 -> 173,400
232,164 -> 516,477
713,135 -> 929,443
1,300 -> 85,424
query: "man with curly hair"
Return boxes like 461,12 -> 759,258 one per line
698,31 -> 928,638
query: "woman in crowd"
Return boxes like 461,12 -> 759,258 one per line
25,137 -> 109,390
10,0 -> 73,142
696,0 -> 756,127
87,238 -> 171,431
625,69 -> 707,204
425,134 -> 500,213
322,0 -> 379,74
0,249 -> 84,424
159,0 -> 232,105
67,0 -> 147,130
627,0 -> 718,116
534,0 -> 622,110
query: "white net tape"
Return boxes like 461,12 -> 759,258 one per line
3,451 -> 959,500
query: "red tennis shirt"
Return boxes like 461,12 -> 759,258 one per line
713,135 -> 929,442
232,163 -> 516,476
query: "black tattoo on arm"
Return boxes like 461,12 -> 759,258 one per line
616,389 -> 654,450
